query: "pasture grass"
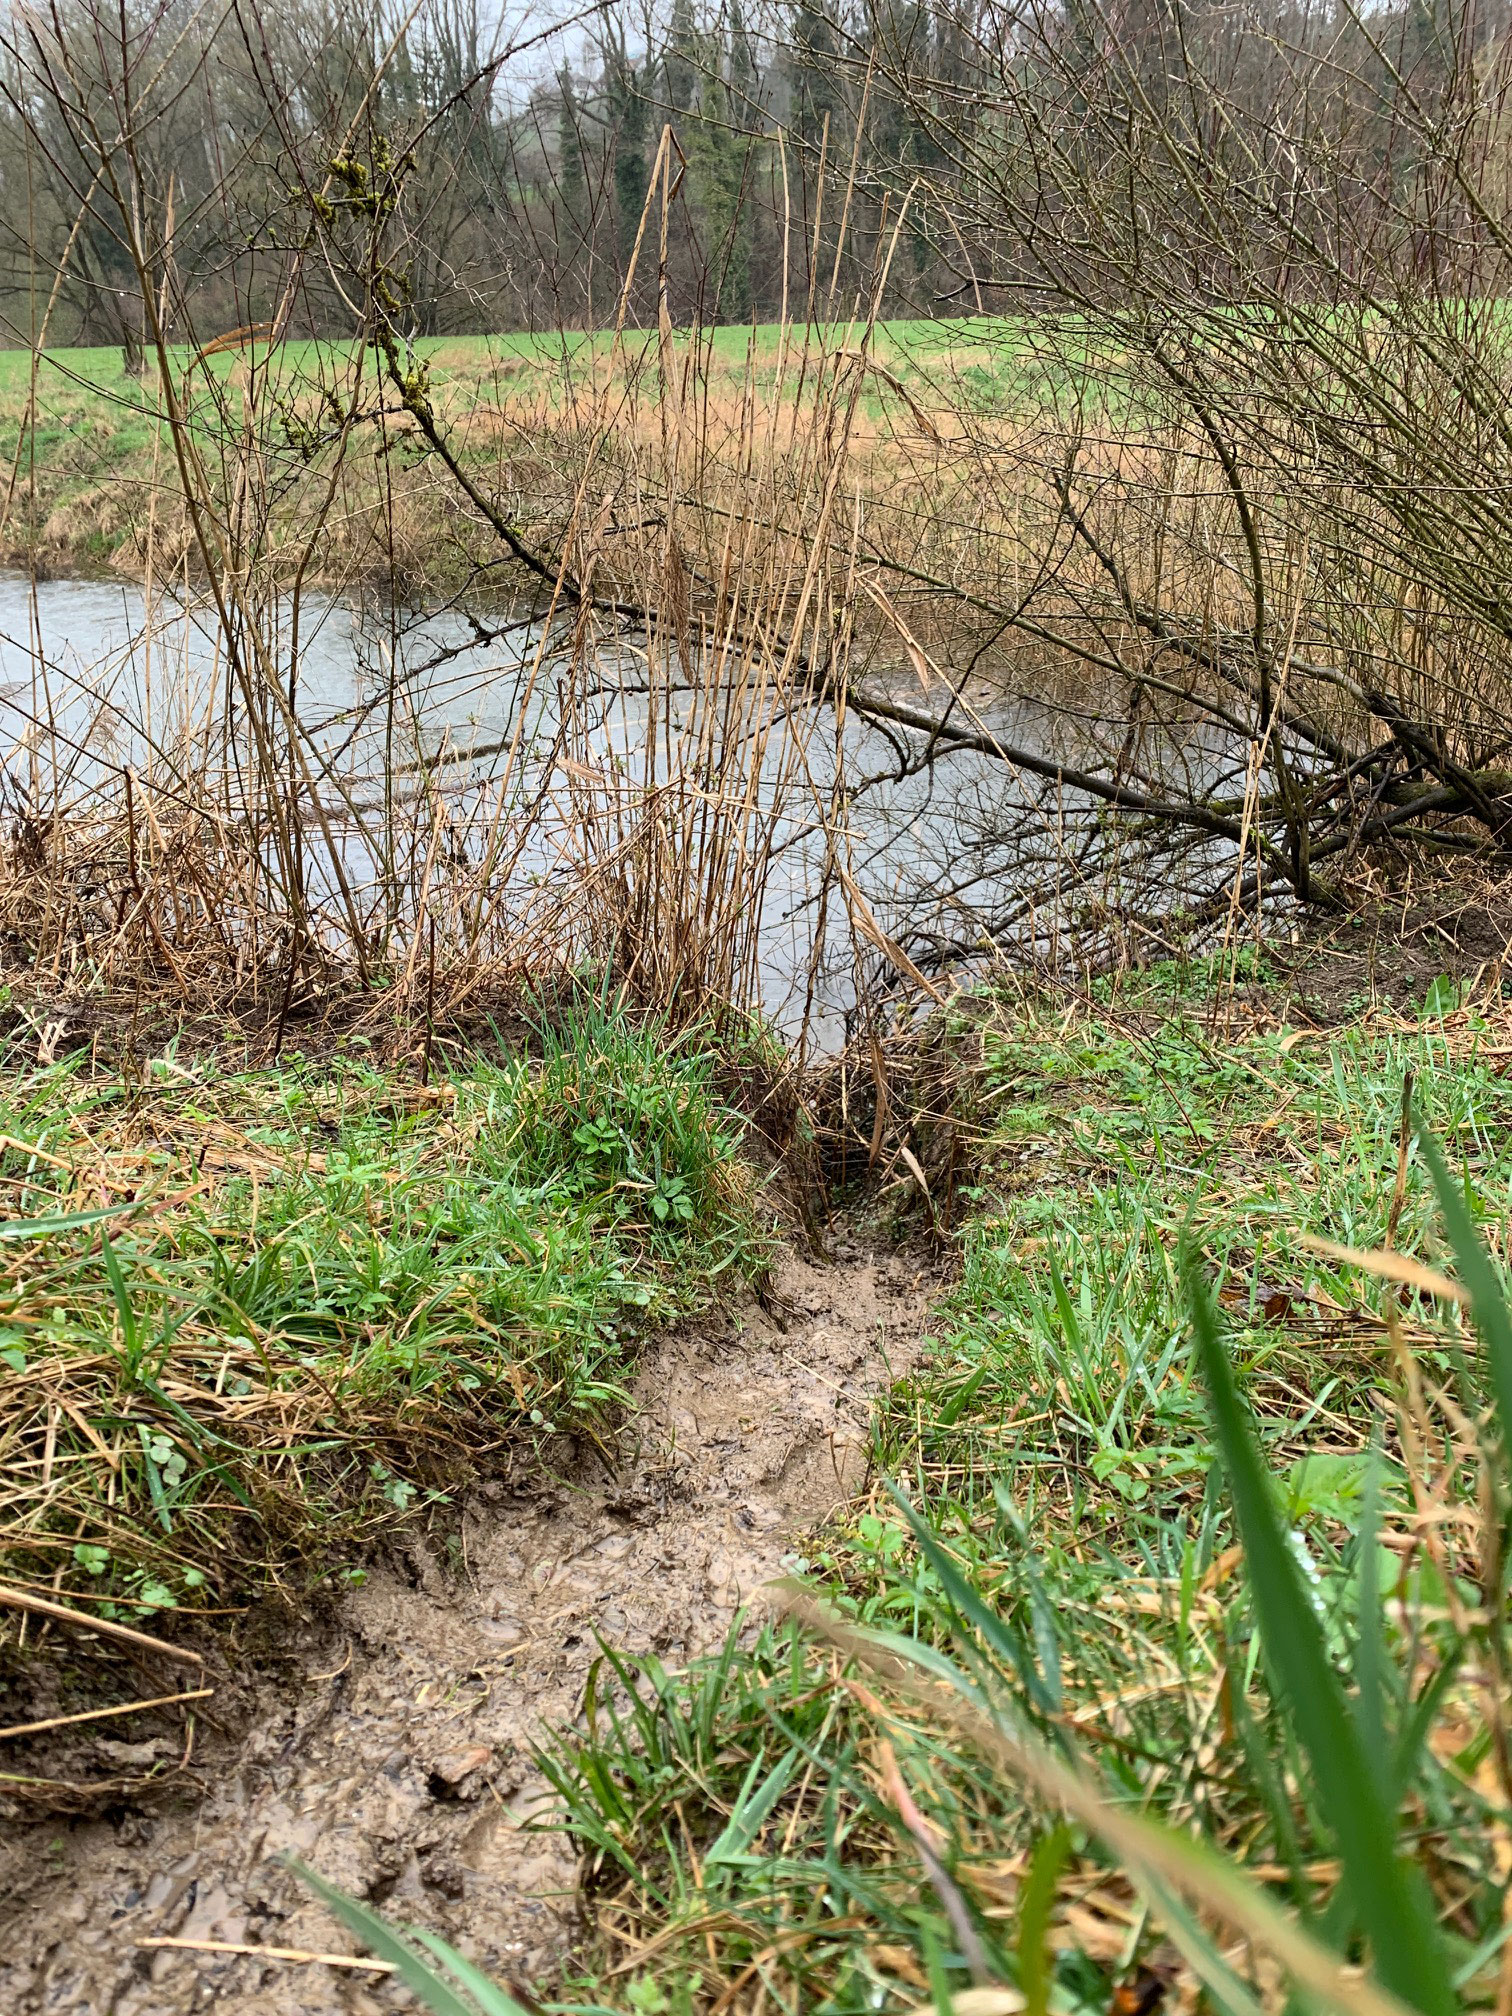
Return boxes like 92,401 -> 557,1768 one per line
529,958 -> 1512,2014
0,997 -> 769,1627
0,316 -> 1075,582
0,317 -> 1020,391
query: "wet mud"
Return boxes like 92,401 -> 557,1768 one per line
0,1245 -> 932,2014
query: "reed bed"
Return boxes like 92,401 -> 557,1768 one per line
0,300 -> 905,1038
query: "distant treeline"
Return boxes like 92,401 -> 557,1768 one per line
0,0 -> 1502,353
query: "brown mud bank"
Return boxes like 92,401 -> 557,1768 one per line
0,1241 -> 934,2015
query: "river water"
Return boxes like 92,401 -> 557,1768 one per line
0,574 -> 1234,1038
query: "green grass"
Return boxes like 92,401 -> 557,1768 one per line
0,316 -> 1018,388
0,315 -> 1037,443
517,958 -> 1512,2015
0,998 -> 769,1626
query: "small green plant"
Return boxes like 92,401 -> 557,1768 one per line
501,996 -> 756,1253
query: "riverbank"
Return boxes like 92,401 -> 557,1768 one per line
3,930 -> 1509,2014
541,949 -> 1512,2013
0,995 -> 772,1803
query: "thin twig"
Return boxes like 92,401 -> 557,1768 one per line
0,1585 -> 204,1665
0,1687 -> 213,1741
135,1937 -> 394,1974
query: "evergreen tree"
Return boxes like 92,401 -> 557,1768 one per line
664,0 -> 697,115
605,34 -> 650,274
687,16 -> 754,322
788,2 -> 838,150
557,66 -> 586,220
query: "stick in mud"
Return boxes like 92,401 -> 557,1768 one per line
0,1687 -> 215,1741
136,1938 -> 395,1975
0,1584 -> 204,1665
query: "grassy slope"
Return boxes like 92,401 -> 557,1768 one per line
540,958 -> 1512,2015
0,1000 -> 768,1629
0,318 -> 1064,580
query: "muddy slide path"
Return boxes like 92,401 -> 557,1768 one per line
1,1247 -> 932,2015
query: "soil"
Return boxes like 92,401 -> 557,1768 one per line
0,1240 -> 935,2015
1270,869 -> 1512,1019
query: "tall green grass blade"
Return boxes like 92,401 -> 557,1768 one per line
1018,1825 -> 1069,2016
939,1363 -> 990,1426
1416,1127 -> 1512,1446
887,1487 -> 1062,1723
921,1922 -> 956,2015
1183,1247 -> 1455,2016
101,1233 -> 140,1368
286,1857 -> 533,2016
1452,1920 -> 1512,1992
0,1200 -> 143,1239
137,1422 -> 173,1533
1049,1256 -> 1082,1359
1391,1651 -> 1462,1804
704,1746 -> 799,1865
1352,1445 -> 1389,1802
409,1928 -> 544,2016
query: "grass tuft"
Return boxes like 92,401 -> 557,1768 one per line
529,963 -> 1512,2015
0,1002 -> 769,1628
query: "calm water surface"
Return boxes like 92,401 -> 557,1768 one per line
0,575 -> 1224,1037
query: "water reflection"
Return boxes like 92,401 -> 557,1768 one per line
0,575 -> 1234,1040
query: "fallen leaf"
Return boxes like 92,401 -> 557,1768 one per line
427,1744 -> 491,1796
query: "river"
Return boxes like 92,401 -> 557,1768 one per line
0,574 -> 1235,1040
